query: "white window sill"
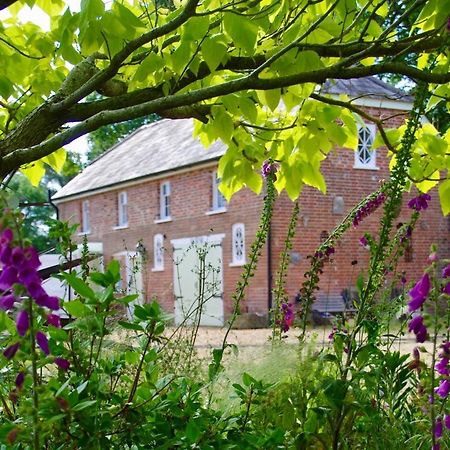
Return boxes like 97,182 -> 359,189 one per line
206,208 -> 227,216
113,224 -> 129,230
154,217 -> 172,224
151,267 -> 164,272
77,231 -> 91,236
229,261 -> 246,267
353,165 -> 379,171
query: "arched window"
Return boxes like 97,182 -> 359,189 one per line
153,234 -> 164,271
231,223 -> 245,265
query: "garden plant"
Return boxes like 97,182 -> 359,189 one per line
0,0 -> 450,448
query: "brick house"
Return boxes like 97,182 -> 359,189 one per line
53,78 -> 449,326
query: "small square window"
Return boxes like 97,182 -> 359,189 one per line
118,191 -> 128,227
354,124 -> 377,170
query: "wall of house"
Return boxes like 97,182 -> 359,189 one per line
57,106 -> 450,322
270,107 -> 450,308
57,165 -> 268,320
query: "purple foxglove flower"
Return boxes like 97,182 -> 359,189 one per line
35,295 -> 59,310
262,160 -> 279,178
0,266 -> 18,291
445,414 -> 450,430
26,279 -> 46,300
433,444 -> 440,450
443,265 -> 450,279
46,314 -> 61,328
408,273 -> 430,311
325,246 -> 335,256
18,267 -> 40,287
401,273 -> 407,285
434,418 -> 443,438
0,245 -> 11,265
443,282 -> 450,295
54,357 -> 70,371
408,193 -> 431,211
10,248 -> 24,268
0,293 -> 15,310
16,310 -> 29,337
408,315 -> 424,333
415,324 -> 427,343
359,236 -> 368,247
0,229 -> 13,247
22,247 -> 40,270
435,379 -> 450,398
435,358 -> 449,376
15,372 -> 25,390
3,342 -> 20,359
36,332 -> 50,355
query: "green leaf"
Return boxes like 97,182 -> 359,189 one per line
439,179 -> 450,215
118,321 -> 144,332
182,16 -> 210,41
115,3 -> 145,29
61,273 -> 96,301
169,41 -> 192,74
201,36 -> 227,72
72,400 -> 97,412
64,299 -> 90,318
223,12 -> 258,55
256,89 -> 280,112
186,420 -> 201,444
20,161 -> 45,186
43,148 -> 66,172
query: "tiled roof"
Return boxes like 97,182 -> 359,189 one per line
53,118 -> 226,200
53,77 -> 412,201
322,77 -> 414,102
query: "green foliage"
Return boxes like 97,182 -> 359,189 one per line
0,0 -> 448,215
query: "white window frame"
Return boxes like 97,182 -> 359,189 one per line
230,223 -> 245,266
117,191 -> 128,227
159,181 -> 171,221
81,200 -> 90,234
354,123 -> 378,170
211,170 -> 227,212
152,234 -> 164,271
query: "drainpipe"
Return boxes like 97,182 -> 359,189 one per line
48,189 -> 59,220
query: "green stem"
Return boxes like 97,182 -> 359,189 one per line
28,299 -> 40,450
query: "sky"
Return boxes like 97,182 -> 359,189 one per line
0,0 -> 88,157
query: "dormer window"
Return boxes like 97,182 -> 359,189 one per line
354,124 -> 377,170
117,191 -> 128,227
212,170 -> 227,212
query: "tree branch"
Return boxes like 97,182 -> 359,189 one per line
49,0 -> 200,113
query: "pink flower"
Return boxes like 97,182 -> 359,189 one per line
54,357 -> 70,371
408,193 -> 431,211
445,414 -> 450,430
10,248 -> 25,268
0,293 -> 15,310
16,310 -> 29,337
435,358 -> 449,376
261,160 -> 279,178
408,315 -> 427,343
0,266 -> 18,291
0,229 -> 13,247
35,295 -> 59,310
47,314 -> 61,328
443,265 -> 450,279
3,342 -> 20,359
22,247 -> 40,270
408,273 -> 431,311
435,379 -> 450,398
36,332 -> 50,355
15,372 -> 25,390
434,418 -> 443,438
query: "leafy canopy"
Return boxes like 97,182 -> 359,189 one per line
0,0 -> 449,213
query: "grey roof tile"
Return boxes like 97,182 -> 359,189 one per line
53,118 -> 226,200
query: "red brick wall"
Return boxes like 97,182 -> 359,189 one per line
270,107 -> 449,306
58,165 -> 268,319
58,107 -> 450,319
